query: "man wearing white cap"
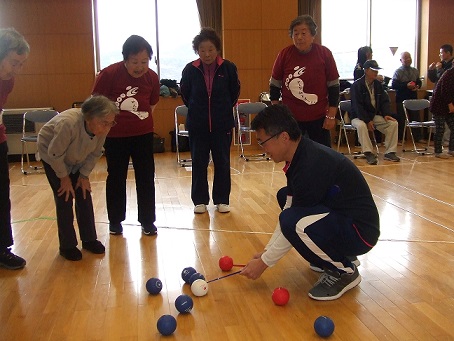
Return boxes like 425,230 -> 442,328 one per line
350,60 -> 400,165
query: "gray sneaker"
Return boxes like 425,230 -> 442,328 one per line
309,256 -> 360,273
384,152 -> 400,162
364,152 -> 377,165
308,265 -> 361,301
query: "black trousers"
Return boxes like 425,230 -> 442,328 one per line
297,117 -> 331,148
0,141 -> 13,249
42,161 -> 97,249
189,129 -> 232,205
104,133 -> 156,226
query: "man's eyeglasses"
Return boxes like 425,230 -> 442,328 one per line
258,132 -> 282,147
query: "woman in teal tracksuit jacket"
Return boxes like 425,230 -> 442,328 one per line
180,28 -> 240,213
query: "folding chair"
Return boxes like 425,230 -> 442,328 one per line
401,99 -> 434,155
236,102 -> 269,161
337,100 -> 379,158
21,109 -> 58,174
174,105 -> 191,167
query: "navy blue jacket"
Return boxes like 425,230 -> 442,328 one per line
350,76 -> 392,124
286,137 -> 380,246
180,56 -> 240,133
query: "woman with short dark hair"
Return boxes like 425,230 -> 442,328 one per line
92,35 -> 160,236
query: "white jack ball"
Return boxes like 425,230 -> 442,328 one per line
191,279 -> 209,297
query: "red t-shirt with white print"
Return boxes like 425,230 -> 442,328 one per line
92,61 -> 160,138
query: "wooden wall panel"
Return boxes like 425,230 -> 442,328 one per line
0,0 -> 96,112
261,0 -> 298,30
5,75 -> 50,108
223,2 -> 262,30
44,34 -> 94,74
223,30 -> 262,69
47,74 -> 94,110
223,0 -> 298,101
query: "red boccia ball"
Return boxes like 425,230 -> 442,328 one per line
272,287 -> 290,306
219,256 -> 234,271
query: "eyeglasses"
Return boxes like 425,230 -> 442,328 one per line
258,132 -> 282,147
98,119 -> 117,127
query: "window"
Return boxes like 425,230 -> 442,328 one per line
321,0 -> 418,80
93,0 -> 200,81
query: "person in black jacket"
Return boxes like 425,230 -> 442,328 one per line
391,52 -> 422,141
180,28 -> 240,214
350,60 -> 400,165
240,104 -> 379,301
428,44 -> 453,85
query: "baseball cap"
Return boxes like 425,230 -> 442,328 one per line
363,60 -> 382,71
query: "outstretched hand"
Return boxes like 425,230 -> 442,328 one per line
240,253 -> 269,280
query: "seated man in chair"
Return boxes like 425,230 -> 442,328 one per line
350,60 -> 400,165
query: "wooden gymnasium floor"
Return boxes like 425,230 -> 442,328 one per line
1,142 -> 454,341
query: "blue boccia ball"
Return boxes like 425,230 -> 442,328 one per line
157,314 -> 177,336
175,294 -> 194,314
188,272 -> 205,285
146,277 -> 162,295
314,315 -> 335,338
181,267 -> 197,284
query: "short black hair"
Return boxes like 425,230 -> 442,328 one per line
440,44 -> 453,55
122,35 -> 153,61
251,104 -> 301,141
192,27 -> 221,53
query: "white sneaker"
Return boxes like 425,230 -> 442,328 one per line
194,204 -> 207,214
216,204 -> 230,213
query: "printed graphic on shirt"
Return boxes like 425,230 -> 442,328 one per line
115,86 -> 149,120
284,66 -> 318,105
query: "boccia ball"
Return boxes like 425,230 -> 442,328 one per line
175,294 -> 194,313
314,315 -> 335,338
272,287 -> 290,306
146,277 -> 162,295
157,314 -> 177,336
188,272 -> 205,285
219,256 -> 234,271
191,279 -> 208,297
181,267 -> 197,284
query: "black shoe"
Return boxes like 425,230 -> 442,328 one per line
109,223 -> 123,235
142,223 -> 157,236
82,240 -> 105,254
0,248 -> 26,270
384,152 -> 400,162
59,247 -> 82,261
364,152 -> 377,165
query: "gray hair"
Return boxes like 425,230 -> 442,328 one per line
0,28 -> 30,61
289,15 -> 317,37
81,95 -> 119,120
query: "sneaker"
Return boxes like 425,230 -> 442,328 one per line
142,223 -> 157,236
109,223 -> 123,235
59,247 -> 82,261
447,151 -> 454,156
217,204 -> 230,213
364,152 -> 377,165
194,204 -> 207,214
308,265 -> 361,301
384,152 -> 400,162
82,240 -> 105,254
309,256 -> 361,273
435,153 -> 450,159
0,248 -> 26,270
